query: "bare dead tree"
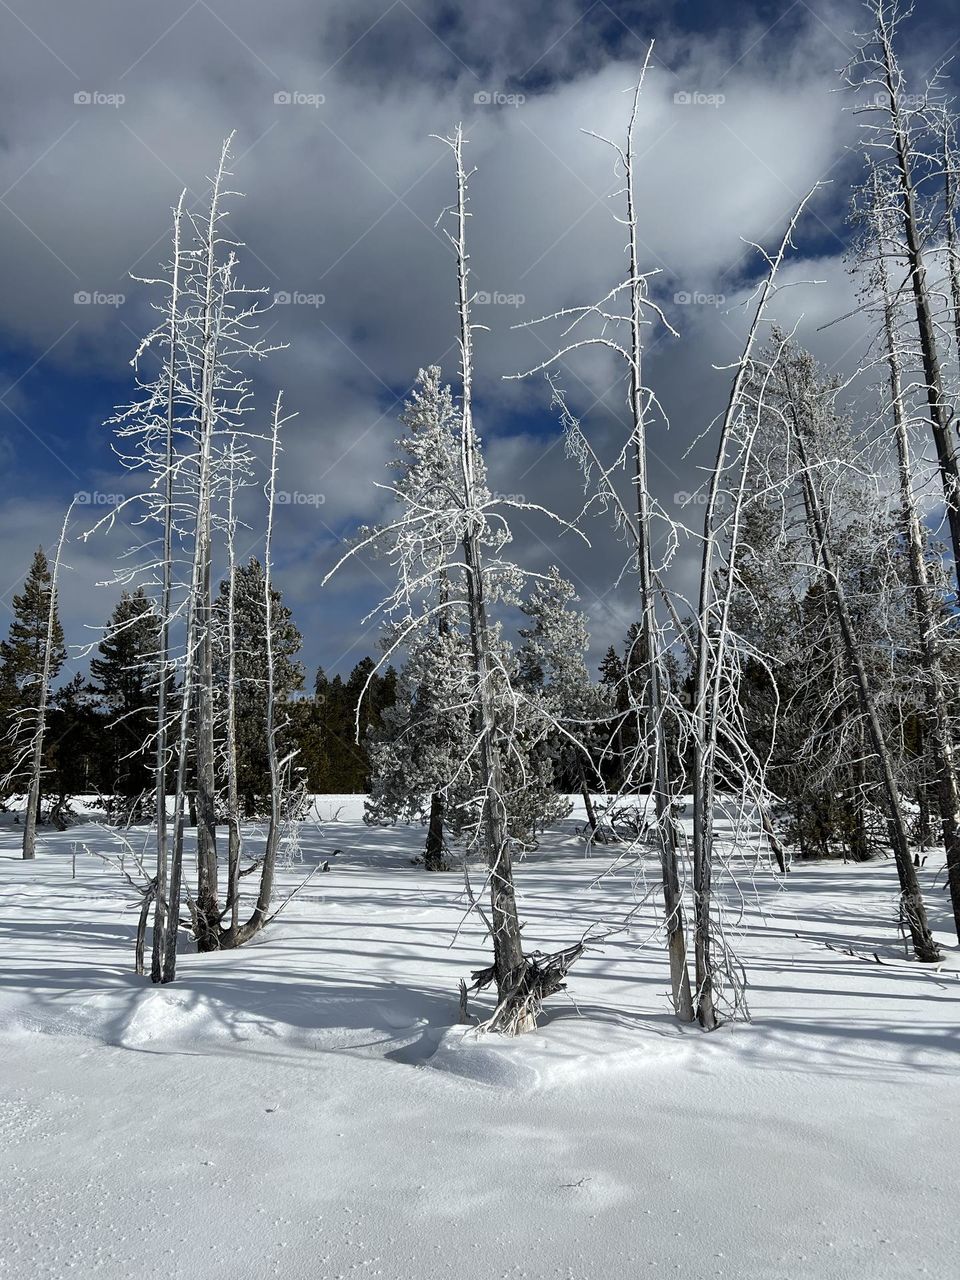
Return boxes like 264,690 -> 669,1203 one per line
18,503 -> 74,860
847,1 -> 960,583
689,189 -> 823,1029
438,127 -> 580,1033
777,347 -> 942,963
86,139 -> 282,979
190,137 -> 234,948
866,168 -> 960,941
937,108 -> 960,368
150,190 -> 185,982
220,437 -> 251,934
217,395 -> 295,948
511,46 -> 694,1021
325,135 -> 584,1033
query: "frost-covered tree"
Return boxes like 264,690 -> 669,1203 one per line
845,0 -> 960,583
517,567 -> 608,838
89,137 -> 285,977
365,610 -> 475,870
512,48 -> 694,1020
327,134 -> 584,1030
852,163 -> 960,940
363,377 -> 568,866
363,368 -> 471,870
752,335 -> 941,961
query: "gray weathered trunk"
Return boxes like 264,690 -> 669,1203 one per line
788,386 -> 941,962
878,22 -> 960,580
878,218 -> 960,941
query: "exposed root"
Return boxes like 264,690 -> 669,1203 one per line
465,942 -> 584,1035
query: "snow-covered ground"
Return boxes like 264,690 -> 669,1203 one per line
1,795 -> 957,1279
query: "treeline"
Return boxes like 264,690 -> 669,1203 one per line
0,551 -> 401,815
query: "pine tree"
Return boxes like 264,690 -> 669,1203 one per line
46,673 -> 106,814
1,548 -> 66,700
89,588 -> 161,816
517,567 -> 606,836
0,548 -> 67,808
213,557 -> 305,817
365,619 -> 475,868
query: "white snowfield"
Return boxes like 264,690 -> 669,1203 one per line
1,795 -> 957,1280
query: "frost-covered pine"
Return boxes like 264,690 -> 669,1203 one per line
517,567 -> 607,838
362,367 -> 473,868
327,135 -> 586,1024
364,376 -> 570,866
365,613 -> 475,869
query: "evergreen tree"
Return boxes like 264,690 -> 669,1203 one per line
46,673 -> 107,812
365,619 -> 475,866
0,548 -> 67,803
517,567 -> 605,833
213,557 -> 305,817
89,588 -> 161,813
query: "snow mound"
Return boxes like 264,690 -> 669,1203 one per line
426,1018 -> 684,1090
114,989 -> 215,1050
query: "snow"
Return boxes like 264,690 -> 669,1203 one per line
1,795 -> 957,1279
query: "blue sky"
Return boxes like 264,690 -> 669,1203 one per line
0,0 -> 957,682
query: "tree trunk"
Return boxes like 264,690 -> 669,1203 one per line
424,790 -> 445,871
22,773 -> 40,860
194,542 -> 219,948
217,395 -> 288,951
690,197 -> 822,1027
759,803 -> 787,873
21,505 -> 71,861
446,127 -> 566,1033
879,24 -> 960,582
580,776 -> 604,843
151,193 -> 184,983
621,67 -> 693,1024
877,215 -> 960,941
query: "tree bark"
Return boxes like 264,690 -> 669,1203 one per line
151,193 -> 184,983
424,790 -> 445,871
447,127 -> 542,1032
877,18 -> 960,582
22,506 -> 71,860
620,64 -> 693,1024
877,210 -> 960,941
